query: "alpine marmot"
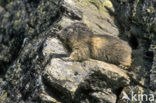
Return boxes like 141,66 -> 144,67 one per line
57,22 -> 132,67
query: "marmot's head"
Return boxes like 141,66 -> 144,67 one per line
57,22 -> 93,45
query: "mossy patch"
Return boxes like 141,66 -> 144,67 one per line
76,0 -> 113,15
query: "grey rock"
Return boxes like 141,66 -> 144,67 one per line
58,0 -> 119,36
91,89 -> 117,103
0,0 -> 155,102
150,48 -> 156,90
117,86 -> 156,103
111,0 -> 155,90
0,6 -> 4,13
42,37 -> 130,102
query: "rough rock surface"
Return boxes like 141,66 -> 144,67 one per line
59,0 -> 119,36
118,86 -> 156,103
42,38 -> 129,102
0,0 -> 155,103
110,0 -> 155,89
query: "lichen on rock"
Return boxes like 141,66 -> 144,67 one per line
0,0 -> 155,103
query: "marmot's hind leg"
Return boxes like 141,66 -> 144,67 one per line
118,54 -> 132,69
118,64 -> 128,70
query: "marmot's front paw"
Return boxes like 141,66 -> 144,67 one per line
119,64 -> 128,70
62,57 -> 76,62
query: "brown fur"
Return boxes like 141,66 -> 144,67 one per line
57,22 -> 132,67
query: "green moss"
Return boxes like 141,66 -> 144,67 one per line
76,0 -> 113,15
0,92 -> 7,101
